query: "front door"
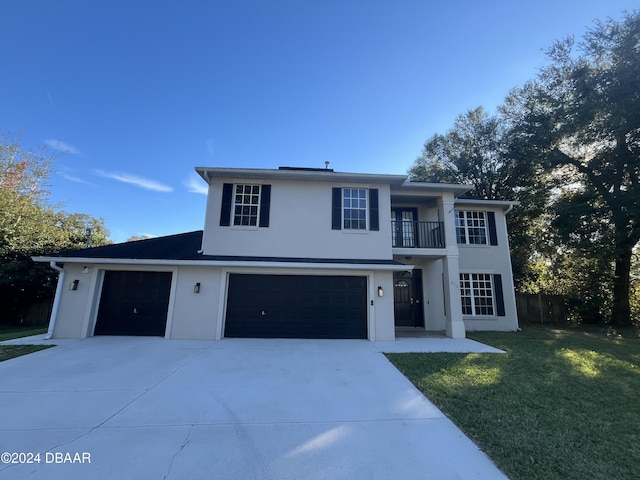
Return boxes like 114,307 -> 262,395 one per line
392,208 -> 418,247
393,270 -> 425,327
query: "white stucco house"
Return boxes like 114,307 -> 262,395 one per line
34,166 -> 519,341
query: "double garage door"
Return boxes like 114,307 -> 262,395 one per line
225,274 -> 368,339
94,271 -> 368,339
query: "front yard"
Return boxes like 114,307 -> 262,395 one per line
387,325 -> 640,480
0,326 -> 53,362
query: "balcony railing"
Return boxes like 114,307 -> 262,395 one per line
392,220 -> 445,248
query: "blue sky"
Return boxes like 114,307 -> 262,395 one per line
2,0 -> 635,243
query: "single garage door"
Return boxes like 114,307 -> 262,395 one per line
94,271 -> 172,336
224,274 -> 368,339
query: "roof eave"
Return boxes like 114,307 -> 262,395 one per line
195,167 -> 407,185
454,198 -> 520,210
392,181 -> 473,197
32,256 -> 412,271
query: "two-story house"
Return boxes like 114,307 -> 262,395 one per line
34,166 -> 519,341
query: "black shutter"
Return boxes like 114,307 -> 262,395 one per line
369,188 -> 379,231
487,211 -> 498,245
494,274 -> 506,316
332,187 -> 342,230
259,184 -> 271,227
220,183 -> 233,226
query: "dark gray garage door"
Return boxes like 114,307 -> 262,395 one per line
94,271 -> 172,336
225,274 -> 367,339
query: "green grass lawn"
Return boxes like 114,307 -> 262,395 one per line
386,324 -> 640,480
0,325 -> 47,341
0,325 -> 53,362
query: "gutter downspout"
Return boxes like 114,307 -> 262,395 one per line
45,261 -> 64,340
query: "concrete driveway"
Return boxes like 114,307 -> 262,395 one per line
0,337 -> 506,479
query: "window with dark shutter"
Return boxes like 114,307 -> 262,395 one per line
332,187 -> 378,231
487,211 -> 498,246
259,184 -> 271,227
331,188 -> 342,230
369,188 -> 379,231
221,183 -> 271,228
494,274 -> 506,316
220,183 -> 233,226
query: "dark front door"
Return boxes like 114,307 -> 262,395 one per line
392,208 -> 418,247
94,271 -> 172,336
225,274 -> 367,339
393,270 -> 424,328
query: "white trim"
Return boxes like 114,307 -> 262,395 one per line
81,268 -> 102,338
216,269 -> 228,340
231,183 -> 262,227
459,272 -> 497,317
33,257 -> 412,271
341,186 -> 369,231
196,167 -> 407,185
164,269 -> 179,339
45,262 -> 64,340
455,199 -> 519,210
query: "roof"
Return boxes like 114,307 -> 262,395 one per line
33,230 -> 410,271
391,181 -> 473,196
46,231 -> 205,260
196,167 -> 408,185
454,198 -> 519,211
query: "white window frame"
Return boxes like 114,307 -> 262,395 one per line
342,188 -> 368,230
459,273 -> 495,316
233,184 -> 261,227
455,210 -> 488,245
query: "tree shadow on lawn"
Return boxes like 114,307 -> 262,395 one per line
386,326 -> 640,480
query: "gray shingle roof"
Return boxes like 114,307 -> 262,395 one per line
48,230 -> 405,266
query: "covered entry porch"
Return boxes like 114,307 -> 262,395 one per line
392,256 -> 466,339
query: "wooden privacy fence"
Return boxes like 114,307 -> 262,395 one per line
17,298 -> 54,326
516,292 -> 567,324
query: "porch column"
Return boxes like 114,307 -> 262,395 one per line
443,255 -> 466,338
439,193 -> 466,338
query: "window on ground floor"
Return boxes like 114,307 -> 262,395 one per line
460,273 -> 495,316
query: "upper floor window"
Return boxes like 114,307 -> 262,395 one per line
456,211 -> 487,245
219,183 -> 271,228
343,188 -> 367,230
233,184 -> 261,226
332,187 -> 379,232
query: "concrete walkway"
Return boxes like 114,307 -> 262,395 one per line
0,337 -> 507,479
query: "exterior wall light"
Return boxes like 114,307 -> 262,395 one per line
70,280 -> 79,291
194,282 -> 201,294
377,286 -> 384,297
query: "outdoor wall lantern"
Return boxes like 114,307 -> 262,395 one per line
69,279 -> 79,291
194,282 -> 201,294
377,286 -> 384,297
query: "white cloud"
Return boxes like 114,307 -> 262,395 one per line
45,139 -> 82,155
95,170 -> 173,192
59,172 -> 95,186
184,172 -> 208,195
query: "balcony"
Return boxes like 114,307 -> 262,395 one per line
391,220 -> 445,249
